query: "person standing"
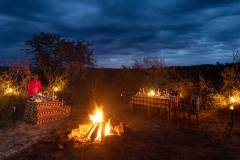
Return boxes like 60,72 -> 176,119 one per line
28,74 -> 43,96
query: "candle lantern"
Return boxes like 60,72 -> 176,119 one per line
52,86 -> 60,100
229,96 -> 235,126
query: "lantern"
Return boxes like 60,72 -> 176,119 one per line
229,96 -> 235,126
53,87 -> 59,92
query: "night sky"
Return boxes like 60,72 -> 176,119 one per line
0,0 -> 240,67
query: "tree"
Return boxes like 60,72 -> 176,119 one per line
221,50 -> 240,91
132,56 -> 165,69
232,49 -> 240,64
24,32 -> 95,80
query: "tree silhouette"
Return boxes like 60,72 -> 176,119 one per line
24,32 -> 94,80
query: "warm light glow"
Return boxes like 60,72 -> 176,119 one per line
6,87 -> 13,94
4,87 -> 19,96
230,105 -> 234,110
68,105 -> 123,143
68,124 -> 92,141
89,107 -> 104,123
179,92 -> 183,98
147,89 -> 155,96
211,90 -> 240,108
230,97 -> 236,104
105,119 -> 113,136
95,123 -> 103,141
89,107 -> 104,141
53,87 -> 59,92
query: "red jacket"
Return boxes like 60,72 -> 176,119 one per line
28,80 -> 43,96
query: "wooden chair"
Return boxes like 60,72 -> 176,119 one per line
178,96 -> 200,125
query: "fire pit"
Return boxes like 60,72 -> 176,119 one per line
68,105 -> 124,143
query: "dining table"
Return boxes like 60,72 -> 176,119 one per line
130,94 -> 180,117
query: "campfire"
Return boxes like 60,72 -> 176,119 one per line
68,105 -> 124,143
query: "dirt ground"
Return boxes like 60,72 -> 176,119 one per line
5,103 -> 240,160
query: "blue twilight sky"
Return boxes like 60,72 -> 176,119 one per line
0,0 -> 240,67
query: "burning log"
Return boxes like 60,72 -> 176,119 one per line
68,106 -> 124,143
86,123 -> 98,140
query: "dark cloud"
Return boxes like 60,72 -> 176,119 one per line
174,0 -> 239,14
0,0 -> 240,67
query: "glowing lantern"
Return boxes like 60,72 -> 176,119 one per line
229,96 -> 235,126
53,87 -> 59,92
229,104 -> 235,126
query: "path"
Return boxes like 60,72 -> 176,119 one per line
0,121 -> 66,159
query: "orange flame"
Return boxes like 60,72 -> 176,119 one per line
89,107 -> 104,123
105,119 -> 113,136
68,105 -> 122,143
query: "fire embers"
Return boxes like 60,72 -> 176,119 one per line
68,107 -> 124,143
